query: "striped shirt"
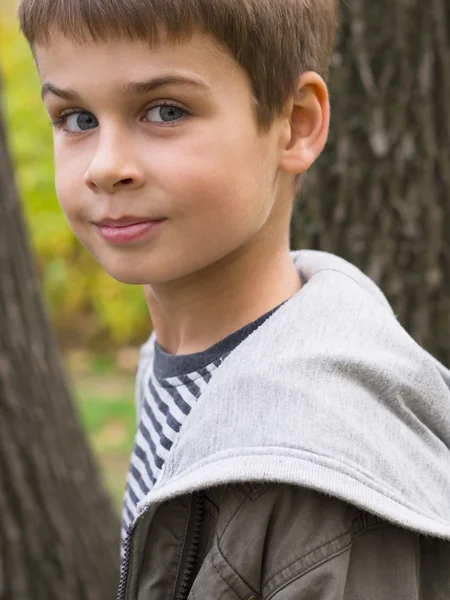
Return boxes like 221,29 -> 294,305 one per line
121,303 -> 283,553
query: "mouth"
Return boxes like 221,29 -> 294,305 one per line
94,216 -> 167,245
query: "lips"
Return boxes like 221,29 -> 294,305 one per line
95,216 -> 166,245
96,216 -> 165,227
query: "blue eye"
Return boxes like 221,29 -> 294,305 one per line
64,112 -> 98,132
146,105 -> 185,123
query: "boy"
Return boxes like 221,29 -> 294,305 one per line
19,0 -> 450,598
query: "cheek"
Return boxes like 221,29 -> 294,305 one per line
153,140 -> 274,263
54,171 -> 77,226
152,125 -> 272,214
158,150 -> 261,231
54,167 -> 72,214
53,146 -> 87,217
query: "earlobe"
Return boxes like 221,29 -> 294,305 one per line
279,72 -> 330,175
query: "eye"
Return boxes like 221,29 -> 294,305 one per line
145,105 -> 186,123
64,111 -> 98,132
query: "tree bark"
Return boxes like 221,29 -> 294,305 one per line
293,0 -> 450,366
0,77 -> 120,599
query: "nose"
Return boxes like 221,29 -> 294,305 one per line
84,128 -> 145,194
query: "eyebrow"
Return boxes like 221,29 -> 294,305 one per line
41,75 -> 211,101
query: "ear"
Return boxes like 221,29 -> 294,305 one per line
278,72 -> 330,174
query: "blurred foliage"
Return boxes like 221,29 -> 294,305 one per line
0,7 -> 150,349
73,362 -> 136,506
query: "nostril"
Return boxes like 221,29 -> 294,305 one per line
121,178 -> 133,184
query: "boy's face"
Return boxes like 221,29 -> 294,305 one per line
36,31 -> 290,285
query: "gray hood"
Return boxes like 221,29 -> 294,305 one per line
136,250 -> 450,539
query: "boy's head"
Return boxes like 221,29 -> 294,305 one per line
19,0 -> 336,286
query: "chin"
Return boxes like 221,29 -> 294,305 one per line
97,251 -> 204,286
92,251 -> 151,285
103,262 -> 175,286
107,268 -> 151,285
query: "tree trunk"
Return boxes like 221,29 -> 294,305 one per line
0,77 -> 120,599
293,0 -> 450,366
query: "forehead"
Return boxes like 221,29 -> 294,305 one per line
35,30 -> 244,92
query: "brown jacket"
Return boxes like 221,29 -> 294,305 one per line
124,484 -> 450,599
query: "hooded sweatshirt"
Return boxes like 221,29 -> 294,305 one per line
118,250 -> 450,598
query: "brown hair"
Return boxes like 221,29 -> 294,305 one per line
18,0 -> 336,130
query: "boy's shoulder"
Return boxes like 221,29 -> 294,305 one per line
204,482 -> 447,599
291,249 -> 393,313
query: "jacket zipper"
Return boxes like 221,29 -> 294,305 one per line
117,523 -> 134,600
116,492 -> 204,600
173,492 -> 204,600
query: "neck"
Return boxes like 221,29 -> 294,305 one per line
145,234 -> 301,356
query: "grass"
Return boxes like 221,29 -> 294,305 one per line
69,351 -> 138,508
